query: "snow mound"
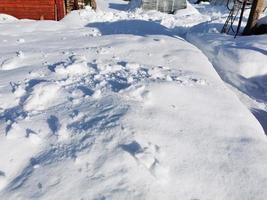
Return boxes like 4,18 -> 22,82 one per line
0,1 -> 267,199
187,18 -> 267,133
54,55 -> 95,76
0,51 -> 25,70
0,14 -> 17,23
24,82 -> 67,112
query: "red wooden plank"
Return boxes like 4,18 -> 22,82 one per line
0,0 -> 66,20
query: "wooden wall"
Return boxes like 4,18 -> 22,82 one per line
0,0 -> 66,20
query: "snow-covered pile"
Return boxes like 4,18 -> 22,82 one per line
187,5 -> 267,132
0,1 -> 267,199
0,14 -> 17,23
62,1 -> 208,36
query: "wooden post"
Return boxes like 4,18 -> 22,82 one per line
90,0 -> 97,10
73,0 -> 79,10
243,0 -> 265,35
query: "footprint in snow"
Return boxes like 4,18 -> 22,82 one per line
26,128 -> 41,145
125,85 -> 150,101
0,51 -> 25,70
17,38 -> 25,43
121,141 -> 168,179
47,115 -> 61,135
5,122 -> 25,140
23,82 -> 66,112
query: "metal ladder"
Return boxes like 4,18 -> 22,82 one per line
221,0 -> 244,34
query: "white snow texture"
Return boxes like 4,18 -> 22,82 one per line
0,0 -> 267,200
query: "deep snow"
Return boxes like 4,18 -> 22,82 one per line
187,3 -> 267,133
0,1 -> 267,200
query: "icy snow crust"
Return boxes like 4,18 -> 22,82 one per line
0,1 -> 267,200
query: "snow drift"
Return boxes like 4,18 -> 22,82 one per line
0,1 -> 267,200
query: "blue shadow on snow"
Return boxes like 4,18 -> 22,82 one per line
87,19 -> 176,38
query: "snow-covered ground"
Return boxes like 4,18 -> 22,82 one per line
0,1 -> 267,199
187,3 -> 267,133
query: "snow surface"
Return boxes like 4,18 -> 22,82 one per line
0,14 -> 17,23
0,1 -> 267,199
187,3 -> 267,133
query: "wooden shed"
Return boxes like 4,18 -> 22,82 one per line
0,0 -> 88,21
